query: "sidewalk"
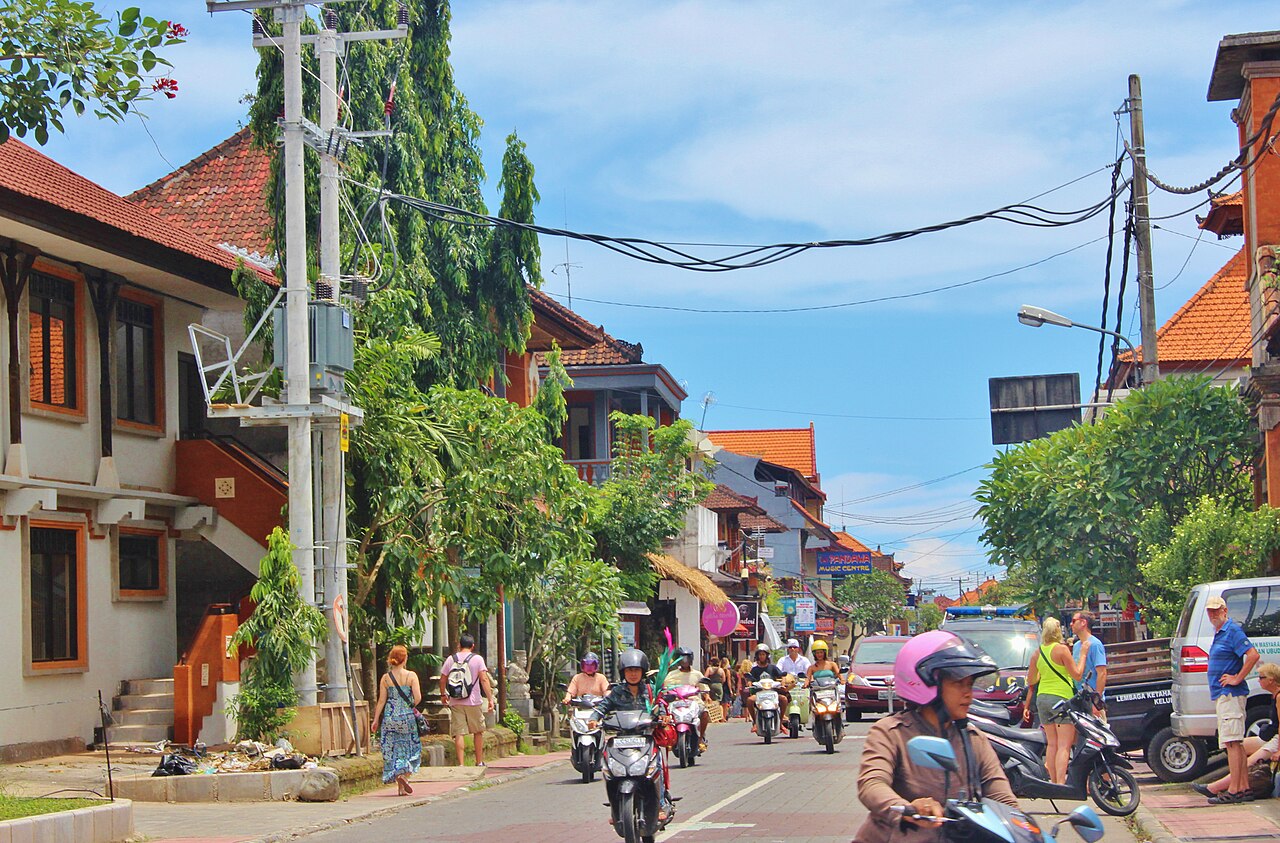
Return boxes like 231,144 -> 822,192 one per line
1,749 -> 570,843
1133,781 -> 1280,843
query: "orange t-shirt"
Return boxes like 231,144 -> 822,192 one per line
566,672 -> 611,698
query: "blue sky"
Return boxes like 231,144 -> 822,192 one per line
33,1 -> 1280,596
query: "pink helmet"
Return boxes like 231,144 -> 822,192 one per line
893,630 -> 997,706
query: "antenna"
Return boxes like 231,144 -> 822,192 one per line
549,189 -> 581,307
699,391 -> 717,430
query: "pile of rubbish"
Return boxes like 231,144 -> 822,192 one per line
147,738 -> 320,777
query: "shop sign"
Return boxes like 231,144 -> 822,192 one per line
794,597 -> 817,632
702,602 -> 741,637
816,550 -> 872,575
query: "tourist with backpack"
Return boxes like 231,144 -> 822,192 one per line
439,633 -> 495,766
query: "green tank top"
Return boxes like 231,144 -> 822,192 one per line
1037,644 -> 1074,699
812,668 -> 837,680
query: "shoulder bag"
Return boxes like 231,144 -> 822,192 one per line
389,671 -> 429,737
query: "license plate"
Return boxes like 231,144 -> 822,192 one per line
878,689 -> 891,700
612,735 -> 646,749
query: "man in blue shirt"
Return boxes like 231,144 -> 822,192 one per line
1071,611 -> 1108,718
1206,595 -> 1260,804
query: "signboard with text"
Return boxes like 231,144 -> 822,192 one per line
816,550 -> 873,575
815,617 -> 835,637
794,597 -> 817,632
732,600 -> 759,639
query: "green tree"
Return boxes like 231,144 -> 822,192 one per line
834,570 -> 907,652
590,414 -> 715,597
1140,496 -> 1280,635
914,602 -> 943,632
227,528 -> 329,741
0,2 -> 185,144
975,377 -> 1254,612
523,555 -> 624,715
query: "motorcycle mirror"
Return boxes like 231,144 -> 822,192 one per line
906,736 -> 959,773
1063,806 -> 1104,843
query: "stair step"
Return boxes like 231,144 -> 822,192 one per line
105,724 -> 173,743
114,692 -> 173,711
123,678 -> 174,696
112,708 -> 174,726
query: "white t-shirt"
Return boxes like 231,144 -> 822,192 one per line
778,655 -> 811,676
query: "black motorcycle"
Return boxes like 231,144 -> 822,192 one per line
971,689 -> 1140,816
600,710 -> 674,843
903,735 -> 1106,843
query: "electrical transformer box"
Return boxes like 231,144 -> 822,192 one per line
274,301 -> 355,395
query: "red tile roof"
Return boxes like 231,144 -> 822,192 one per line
0,139 -> 275,283
556,332 -> 644,366
127,128 -> 275,263
740,511 -> 787,533
706,425 -> 818,480
1118,249 -> 1249,368
702,483 -> 762,513
1200,190 -> 1243,237
527,288 -> 602,350
833,531 -> 872,553
790,499 -> 838,541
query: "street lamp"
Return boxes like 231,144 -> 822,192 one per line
1017,304 -> 1141,387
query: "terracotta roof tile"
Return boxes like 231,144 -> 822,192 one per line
0,139 -> 275,282
1200,189 -> 1243,237
702,483 -> 761,513
527,288 -> 602,349
127,128 -> 276,263
706,425 -> 818,480
740,511 -> 787,533
789,499 -> 838,541
537,329 -> 643,367
1119,249 -> 1249,367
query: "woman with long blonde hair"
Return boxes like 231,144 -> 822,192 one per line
1026,617 -> 1088,784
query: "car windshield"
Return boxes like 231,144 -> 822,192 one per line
854,640 -> 907,664
952,628 -> 1037,670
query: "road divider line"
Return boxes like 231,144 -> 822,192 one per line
658,771 -> 786,840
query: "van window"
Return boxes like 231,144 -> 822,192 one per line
1223,586 -> 1280,638
1176,590 -> 1200,638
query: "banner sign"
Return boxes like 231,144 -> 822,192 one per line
816,550 -> 873,575
815,617 -> 835,637
732,600 -> 758,639
780,598 -> 796,616
702,602 -> 741,637
794,597 -> 817,632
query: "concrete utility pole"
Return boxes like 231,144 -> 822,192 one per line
1127,74 -> 1161,386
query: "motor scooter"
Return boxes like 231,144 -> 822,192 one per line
787,677 -> 811,739
970,689 -> 1140,816
600,709 -> 674,843
750,676 -> 782,744
661,684 -> 705,768
809,676 -> 845,753
566,694 -> 604,783
902,735 -> 1106,843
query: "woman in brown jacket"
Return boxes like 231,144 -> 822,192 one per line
854,631 -> 1019,843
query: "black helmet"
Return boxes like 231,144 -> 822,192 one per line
619,648 -> 649,673
674,647 -> 693,662
916,636 -> 997,689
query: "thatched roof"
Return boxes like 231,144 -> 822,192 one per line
647,553 -> 730,608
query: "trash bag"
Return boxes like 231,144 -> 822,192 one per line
152,753 -> 198,777
270,752 -> 306,770
1249,760 -> 1274,798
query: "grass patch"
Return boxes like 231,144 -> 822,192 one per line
0,795 -> 103,821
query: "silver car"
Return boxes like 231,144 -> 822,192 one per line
1171,577 -> 1280,740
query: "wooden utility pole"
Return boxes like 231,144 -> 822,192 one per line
1127,74 -> 1160,385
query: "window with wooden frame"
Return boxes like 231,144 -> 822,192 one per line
28,272 -> 80,411
117,528 -> 166,598
29,522 -> 87,670
115,294 -> 161,427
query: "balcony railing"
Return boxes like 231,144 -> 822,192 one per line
568,459 -> 612,485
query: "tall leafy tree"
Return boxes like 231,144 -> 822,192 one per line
591,414 -> 716,597
975,377 -> 1255,613
834,570 -> 907,653
0,1 -> 185,144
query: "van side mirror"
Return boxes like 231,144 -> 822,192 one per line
906,735 -> 959,773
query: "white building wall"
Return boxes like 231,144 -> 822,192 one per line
658,579 -> 702,671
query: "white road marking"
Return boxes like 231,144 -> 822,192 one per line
658,771 -> 786,840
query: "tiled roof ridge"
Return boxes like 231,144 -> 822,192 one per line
1119,248 -> 1246,363
1210,189 -> 1242,207
527,287 -> 602,342
126,126 -> 255,203
706,426 -> 813,435
702,483 -> 759,509
0,138 -> 275,282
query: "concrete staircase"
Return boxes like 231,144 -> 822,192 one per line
107,678 -> 175,746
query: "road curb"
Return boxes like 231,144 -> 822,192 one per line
243,759 -> 570,842
1132,804 -> 1182,843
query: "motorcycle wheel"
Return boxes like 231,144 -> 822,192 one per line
675,735 -> 689,769
823,720 -> 835,754
790,713 -> 800,738
763,719 -> 773,745
618,791 -> 642,843
582,762 -> 594,784
688,732 -> 698,767
1087,765 -> 1140,816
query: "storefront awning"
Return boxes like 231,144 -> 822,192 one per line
618,601 -> 652,616
647,553 -> 730,608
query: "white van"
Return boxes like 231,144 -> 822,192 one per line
1171,577 -> 1280,741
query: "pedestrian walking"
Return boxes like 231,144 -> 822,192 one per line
440,633 -> 496,766
371,644 -> 421,795
1204,595 -> 1261,803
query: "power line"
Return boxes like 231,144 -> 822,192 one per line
828,464 -> 987,506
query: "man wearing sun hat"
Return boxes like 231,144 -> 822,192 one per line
1206,594 -> 1261,803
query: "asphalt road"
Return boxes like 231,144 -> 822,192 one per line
306,715 -> 1145,843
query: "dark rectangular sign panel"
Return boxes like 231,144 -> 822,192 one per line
989,373 -> 1081,445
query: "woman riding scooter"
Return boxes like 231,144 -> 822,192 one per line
854,630 -> 1019,843
564,652 -> 610,704
806,640 -> 839,684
